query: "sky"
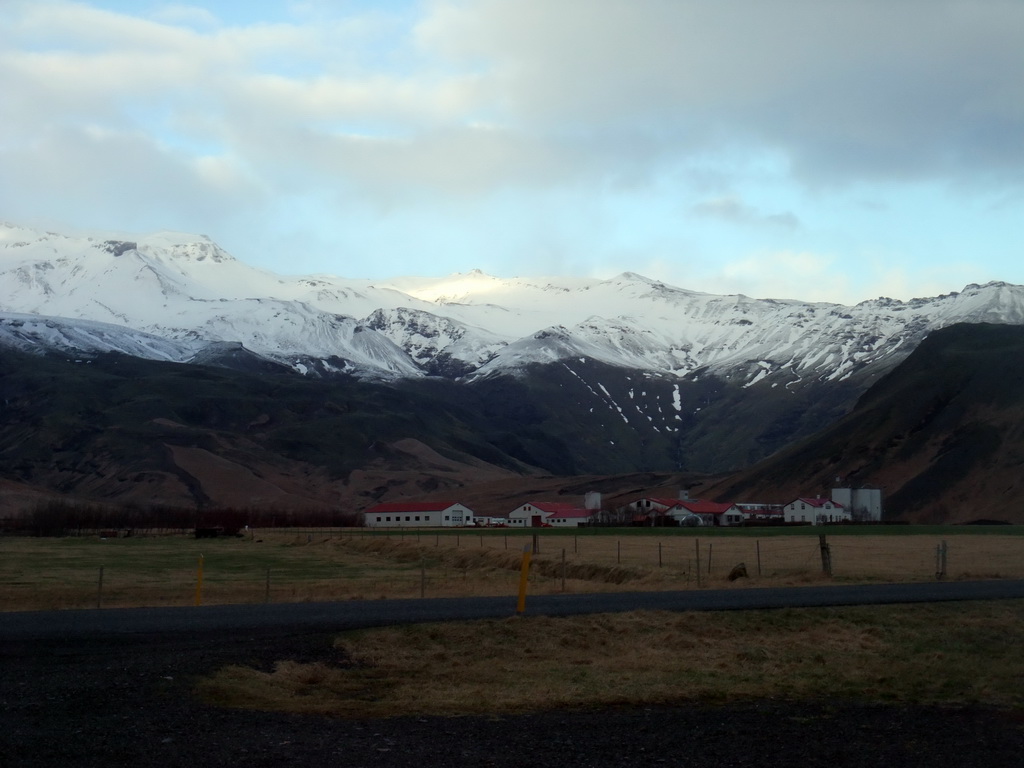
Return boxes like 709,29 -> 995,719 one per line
3,0 -> 1023,304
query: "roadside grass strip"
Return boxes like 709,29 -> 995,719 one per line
197,600 -> 1024,718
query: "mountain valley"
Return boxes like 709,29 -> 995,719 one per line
3,223 -> 1024,523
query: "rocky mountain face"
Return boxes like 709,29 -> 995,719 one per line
703,323 -> 1024,524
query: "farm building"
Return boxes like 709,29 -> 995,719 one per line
669,500 -> 746,527
508,502 -> 594,528
363,501 -> 476,528
831,487 -> 883,521
736,503 -> 785,524
544,508 -> 597,528
627,497 -> 684,525
783,497 -> 850,525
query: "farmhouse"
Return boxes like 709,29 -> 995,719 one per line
669,500 -> 746,527
363,501 -> 476,528
508,501 -> 594,528
544,508 -> 597,528
783,497 -> 849,525
626,497 -> 682,525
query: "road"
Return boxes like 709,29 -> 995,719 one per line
4,579 -> 1024,640
4,580 -> 1024,767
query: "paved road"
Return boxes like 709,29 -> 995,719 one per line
4,579 -> 1024,640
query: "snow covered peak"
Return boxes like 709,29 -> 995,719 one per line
3,221 -> 1024,385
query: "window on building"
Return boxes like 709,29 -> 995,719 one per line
385,517 -> 391,522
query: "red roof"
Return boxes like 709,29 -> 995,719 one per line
638,497 -> 682,509
546,509 -> 594,519
521,501 -> 584,514
365,501 -> 466,514
790,497 -> 844,508
674,500 -> 738,515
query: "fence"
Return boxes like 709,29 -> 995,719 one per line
2,529 -> 1023,611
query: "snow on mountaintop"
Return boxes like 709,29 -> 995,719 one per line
3,221 -> 1024,384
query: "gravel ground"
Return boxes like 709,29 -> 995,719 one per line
2,628 -> 1023,768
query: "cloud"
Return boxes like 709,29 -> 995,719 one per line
690,196 -> 800,230
150,4 -> 221,29
5,0 -> 1023,207
1,0 -> 1023,298
418,0 -> 1024,185
714,251 -> 843,301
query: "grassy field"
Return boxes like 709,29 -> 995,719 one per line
197,600 -> 1024,717
2,526 -> 1023,611
5,527 -> 1023,717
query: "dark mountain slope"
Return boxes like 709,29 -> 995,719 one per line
0,350 -> 539,513
704,323 -> 1024,523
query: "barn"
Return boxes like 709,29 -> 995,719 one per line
363,501 -> 476,528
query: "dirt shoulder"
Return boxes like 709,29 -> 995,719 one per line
2,628 -> 1023,768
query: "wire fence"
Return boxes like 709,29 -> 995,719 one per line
2,529 -> 1023,611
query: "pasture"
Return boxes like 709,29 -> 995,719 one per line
2,526 -> 1023,612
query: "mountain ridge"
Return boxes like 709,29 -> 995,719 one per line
4,221 -> 1024,522
5,221 -> 1024,389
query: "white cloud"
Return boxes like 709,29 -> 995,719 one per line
691,196 -> 800,230
1,0 -> 1023,300
713,251 -> 844,302
150,4 -> 221,29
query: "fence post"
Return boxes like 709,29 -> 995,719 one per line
695,539 -> 702,587
264,567 -> 271,603
96,566 -> 104,610
194,554 -> 204,606
756,540 -> 762,576
658,541 -> 663,567
707,543 -> 713,575
935,540 -> 948,580
617,540 -> 621,564
561,548 -> 566,592
421,559 -> 426,598
516,544 -> 532,614
819,534 -> 832,577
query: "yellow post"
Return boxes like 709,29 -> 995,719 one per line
516,544 -> 532,614
195,554 -> 204,606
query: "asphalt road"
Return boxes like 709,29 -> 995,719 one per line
5,580 -> 1024,767
4,579 -> 1024,641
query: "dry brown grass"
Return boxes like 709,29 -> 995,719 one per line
197,600 -> 1024,718
2,529 -> 1023,611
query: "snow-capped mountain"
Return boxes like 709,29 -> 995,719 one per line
4,221 -> 1024,386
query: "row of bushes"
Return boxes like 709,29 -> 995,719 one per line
2,501 -> 362,537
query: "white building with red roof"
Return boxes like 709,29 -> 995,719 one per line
363,501 -> 476,528
507,501 -> 595,528
668,500 -> 746,527
626,497 -> 684,525
783,497 -> 849,525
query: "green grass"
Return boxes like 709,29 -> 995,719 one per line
374,524 -> 1024,538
